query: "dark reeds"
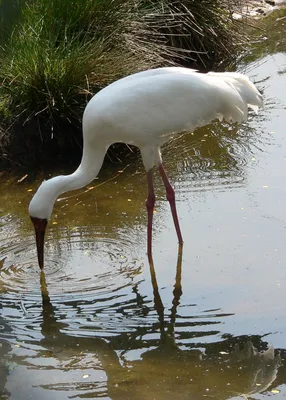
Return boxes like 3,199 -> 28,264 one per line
0,0 -> 248,168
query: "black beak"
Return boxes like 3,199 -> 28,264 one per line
30,217 -> 48,269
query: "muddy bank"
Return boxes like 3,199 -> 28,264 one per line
234,0 -> 285,19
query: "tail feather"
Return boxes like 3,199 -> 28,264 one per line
207,71 -> 264,114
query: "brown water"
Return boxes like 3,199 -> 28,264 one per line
1,8 -> 286,400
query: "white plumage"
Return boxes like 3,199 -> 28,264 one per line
83,68 -> 262,166
28,67 -> 263,269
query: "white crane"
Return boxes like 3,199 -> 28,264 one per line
29,67 -> 263,269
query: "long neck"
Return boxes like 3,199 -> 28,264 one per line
29,145 -> 108,220
49,145 -> 107,200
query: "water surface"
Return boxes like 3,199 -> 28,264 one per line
1,8 -> 286,400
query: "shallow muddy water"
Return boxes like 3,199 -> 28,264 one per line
1,8 -> 286,400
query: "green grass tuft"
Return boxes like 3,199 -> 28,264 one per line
0,0 -> 249,168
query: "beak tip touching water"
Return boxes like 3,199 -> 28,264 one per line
30,216 -> 48,270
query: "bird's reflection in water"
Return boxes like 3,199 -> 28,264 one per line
39,250 -> 281,400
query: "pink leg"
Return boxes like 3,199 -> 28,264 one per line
146,170 -> 155,258
158,164 -> 183,244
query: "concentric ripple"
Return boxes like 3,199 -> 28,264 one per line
0,223 -> 141,288
162,120 -> 264,196
0,221 -> 151,344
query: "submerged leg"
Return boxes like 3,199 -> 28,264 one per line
146,169 -> 155,258
148,253 -> 165,339
158,164 -> 183,244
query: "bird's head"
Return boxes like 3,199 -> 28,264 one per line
28,180 -> 56,269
